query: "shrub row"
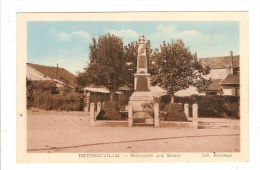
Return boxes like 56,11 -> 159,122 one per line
89,93 -> 129,107
27,80 -> 85,111
162,103 -> 188,121
96,101 -> 121,120
160,95 -> 240,118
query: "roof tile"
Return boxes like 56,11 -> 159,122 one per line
221,74 -> 240,85
199,56 -> 239,69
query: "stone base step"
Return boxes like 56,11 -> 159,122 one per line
133,118 -> 145,124
133,123 -> 154,127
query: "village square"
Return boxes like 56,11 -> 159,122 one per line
26,22 -> 240,153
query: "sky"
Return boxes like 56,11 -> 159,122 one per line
27,21 -> 239,75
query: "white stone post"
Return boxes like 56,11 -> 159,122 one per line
96,102 -> 101,119
90,102 -> 95,126
128,104 -> 133,127
192,103 -> 198,128
84,92 -> 90,112
184,103 -> 189,118
154,103 -> 159,127
171,97 -> 174,103
134,76 -> 137,90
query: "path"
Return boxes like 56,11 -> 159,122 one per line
27,110 -> 240,153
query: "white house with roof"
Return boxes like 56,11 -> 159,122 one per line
26,64 -> 75,90
175,54 -> 240,97
26,64 -> 52,81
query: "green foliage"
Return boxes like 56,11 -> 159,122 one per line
122,42 -> 138,92
103,101 -> 120,111
89,93 -> 110,104
164,95 -> 240,118
151,39 -> 211,96
99,108 -> 121,120
77,35 -> 211,101
96,101 -> 121,120
141,101 -> 155,117
77,34 -> 125,93
123,40 -> 153,92
77,34 -> 153,93
163,103 -> 188,122
27,80 -> 85,111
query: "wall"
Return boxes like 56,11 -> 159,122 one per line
222,85 -> 240,96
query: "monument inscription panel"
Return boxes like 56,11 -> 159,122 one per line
136,76 -> 149,91
138,55 -> 147,68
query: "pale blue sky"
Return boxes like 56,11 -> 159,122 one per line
28,21 -> 239,74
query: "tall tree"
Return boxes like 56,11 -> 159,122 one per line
77,34 -> 125,101
151,39 -> 211,100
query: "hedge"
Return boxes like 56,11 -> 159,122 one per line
27,80 -> 85,111
89,93 -> 129,107
160,95 -> 240,118
163,103 -> 188,121
96,101 -> 121,120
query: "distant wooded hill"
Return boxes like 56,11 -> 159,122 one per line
27,63 -> 77,87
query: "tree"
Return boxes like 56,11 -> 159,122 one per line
151,39 -> 211,101
77,34 -> 125,101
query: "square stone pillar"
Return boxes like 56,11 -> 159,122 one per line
96,102 -> 101,120
84,92 -> 90,112
192,103 -> 198,128
128,104 -> 133,127
154,103 -> 159,127
184,103 -> 189,118
89,102 -> 95,126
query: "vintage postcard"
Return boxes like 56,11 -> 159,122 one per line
16,12 -> 248,163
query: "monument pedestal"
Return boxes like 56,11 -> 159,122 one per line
129,91 -> 154,111
128,35 -> 155,124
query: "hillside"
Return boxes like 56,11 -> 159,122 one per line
27,63 -> 77,87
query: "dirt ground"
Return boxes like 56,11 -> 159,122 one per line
27,110 -> 240,153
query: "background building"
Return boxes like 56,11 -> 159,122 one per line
175,55 -> 240,96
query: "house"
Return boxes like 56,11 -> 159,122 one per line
220,73 -> 240,96
26,63 -> 76,91
175,54 -> 240,96
26,64 -> 52,81
198,79 -> 223,96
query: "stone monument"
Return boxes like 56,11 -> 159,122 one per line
129,35 -> 154,112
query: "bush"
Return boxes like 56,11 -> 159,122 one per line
89,93 -> 110,103
89,93 -> 129,108
96,101 -> 122,120
141,101 -> 155,117
171,95 -> 240,118
103,101 -> 120,110
26,80 -> 85,111
102,108 -> 121,120
163,103 -> 188,122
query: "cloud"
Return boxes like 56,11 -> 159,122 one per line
56,31 -> 92,43
105,29 -> 140,44
150,24 -> 202,43
108,29 -> 139,39
178,30 -> 199,37
146,23 -> 228,57
148,24 -> 177,46
30,46 -> 89,75
57,32 -> 71,42
157,24 -> 176,33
